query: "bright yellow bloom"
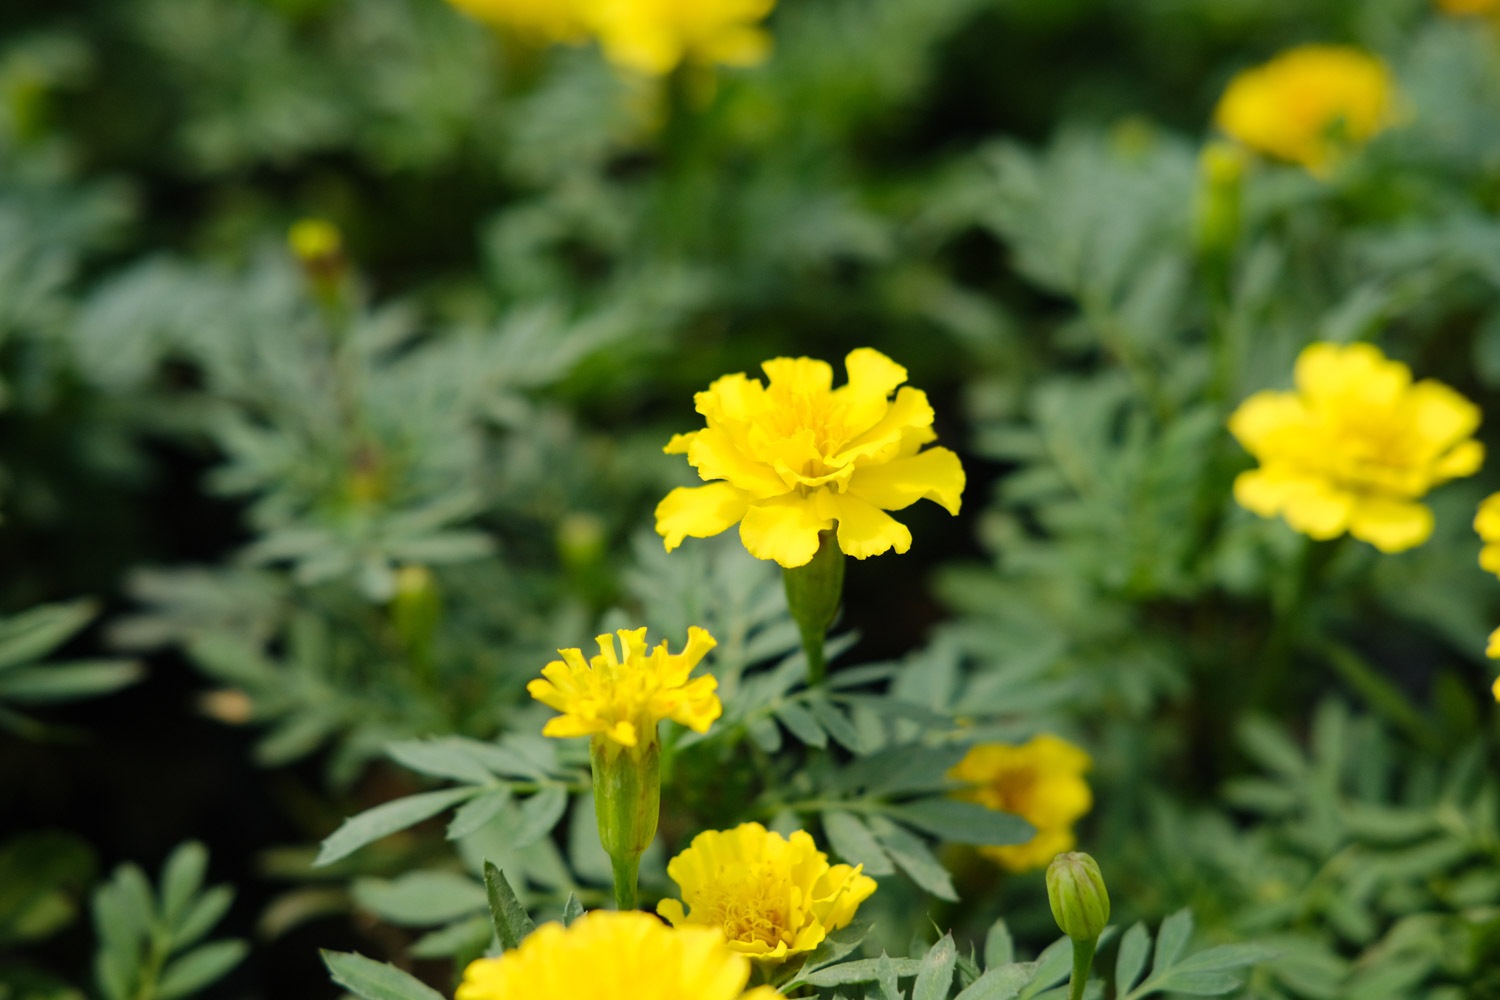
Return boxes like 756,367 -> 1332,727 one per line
444,0 -> 590,41
1229,343 -> 1483,553
657,823 -> 876,963
590,0 -> 776,76
456,910 -> 778,1000
949,735 -> 1093,874
528,627 -> 721,749
656,348 -> 965,569
1214,45 -> 1397,173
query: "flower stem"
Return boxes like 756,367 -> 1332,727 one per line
783,532 -> 845,686
610,854 -> 639,911
1068,937 -> 1096,1000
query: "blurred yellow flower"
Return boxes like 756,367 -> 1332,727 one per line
1214,45 -> 1397,173
591,0 -> 776,76
949,735 -> 1093,874
444,0 -> 590,40
656,348 -> 965,569
528,627 -> 721,750
456,910 -> 778,1000
1437,0 -> 1500,13
1477,494 -> 1500,575
1230,343 -> 1483,553
657,822 -> 876,963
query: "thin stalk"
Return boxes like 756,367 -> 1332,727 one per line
1068,937 -> 1096,1000
610,854 -> 639,911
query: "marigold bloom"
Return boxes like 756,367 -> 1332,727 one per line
456,910 -> 778,1000
1229,343 -> 1483,553
656,348 -> 965,569
444,0 -> 590,41
590,0 -> 776,76
1214,45 -> 1397,173
528,627 -> 721,749
657,822 -> 876,963
949,735 -> 1093,874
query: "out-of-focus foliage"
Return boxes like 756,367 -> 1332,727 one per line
4,0 -> 1500,997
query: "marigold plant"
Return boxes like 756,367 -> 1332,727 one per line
528,626 -> 722,749
1214,45 -> 1397,173
456,911 -> 778,1000
655,348 -> 965,569
949,735 -> 1093,873
656,822 -> 876,963
1229,342 -> 1483,552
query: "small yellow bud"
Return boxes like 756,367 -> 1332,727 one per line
287,218 -> 342,264
1047,852 -> 1110,942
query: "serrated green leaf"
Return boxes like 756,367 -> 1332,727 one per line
809,698 -> 863,753
955,965 -> 1031,1000
984,920 -> 1014,967
509,786 -> 568,850
447,788 -> 512,840
803,956 -> 924,987
156,939 -> 248,1000
0,602 -> 95,672
1016,938 -> 1073,1000
792,923 -> 871,982
1151,909 -> 1193,975
321,950 -> 445,1000
0,661 -> 142,703
867,817 -> 956,901
388,739 -> 498,785
561,893 -> 583,927
776,702 -> 827,747
351,872 -> 487,927
883,798 -> 1034,846
822,810 -> 895,877
914,935 -> 958,1000
159,843 -> 208,928
316,787 -> 480,866
172,886 -> 233,950
1114,922 -> 1150,995
482,863 -> 534,951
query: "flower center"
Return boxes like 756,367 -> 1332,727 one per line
760,385 -> 851,478
701,861 -> 795,948
991,765 -> 1039,815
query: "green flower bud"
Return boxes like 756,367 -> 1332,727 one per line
783,530 -> 845,685
1047,852 -> 1110,942
590,735 -> 661,910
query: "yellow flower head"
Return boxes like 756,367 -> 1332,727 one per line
657,822 -> 876,963
1230,342 -> 1483,553
456,910 -> 778,1000
528,627 -> 722,749
656,348 -> 965,569
590,0 -> 776,76
1214,45 -> 1397,173
444,0 -> 591,41
1476,494 -> 1500,576
949,735 -> 1093,874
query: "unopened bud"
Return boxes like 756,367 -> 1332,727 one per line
1195,141 -> 1246,258
1047,852 -> 1110,942
392,565 -> 441,655
590,735 -> 660,910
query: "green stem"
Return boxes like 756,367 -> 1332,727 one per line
783,531 -> 845,687
611,853 -> 640,911
1068,937 -> 1096,1000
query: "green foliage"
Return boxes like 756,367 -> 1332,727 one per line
0,600 -> 140,737
89,843 -> 245,1000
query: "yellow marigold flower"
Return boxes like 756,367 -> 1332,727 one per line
590,0 -> 776,76
1214,45 -> 1397,173
657,822 -> 876,963
949,735 -> 1093,874
656,348 -> 965,569
1489,629 -> 1500,660
528,627 -> 722,749
444,0 -> 590,41
456,910 -> 778,1000
1229,342 -> 1483,553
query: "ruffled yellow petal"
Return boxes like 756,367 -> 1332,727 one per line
950,734 -> 1092,874
739,495 -> 832,568
823,491 -> 913,560
1347,498 -> 1434,553
658,823 -> 874,966
657,483 -> 752,552
1435,439 -> 1484,481
847,446 -> 965,515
